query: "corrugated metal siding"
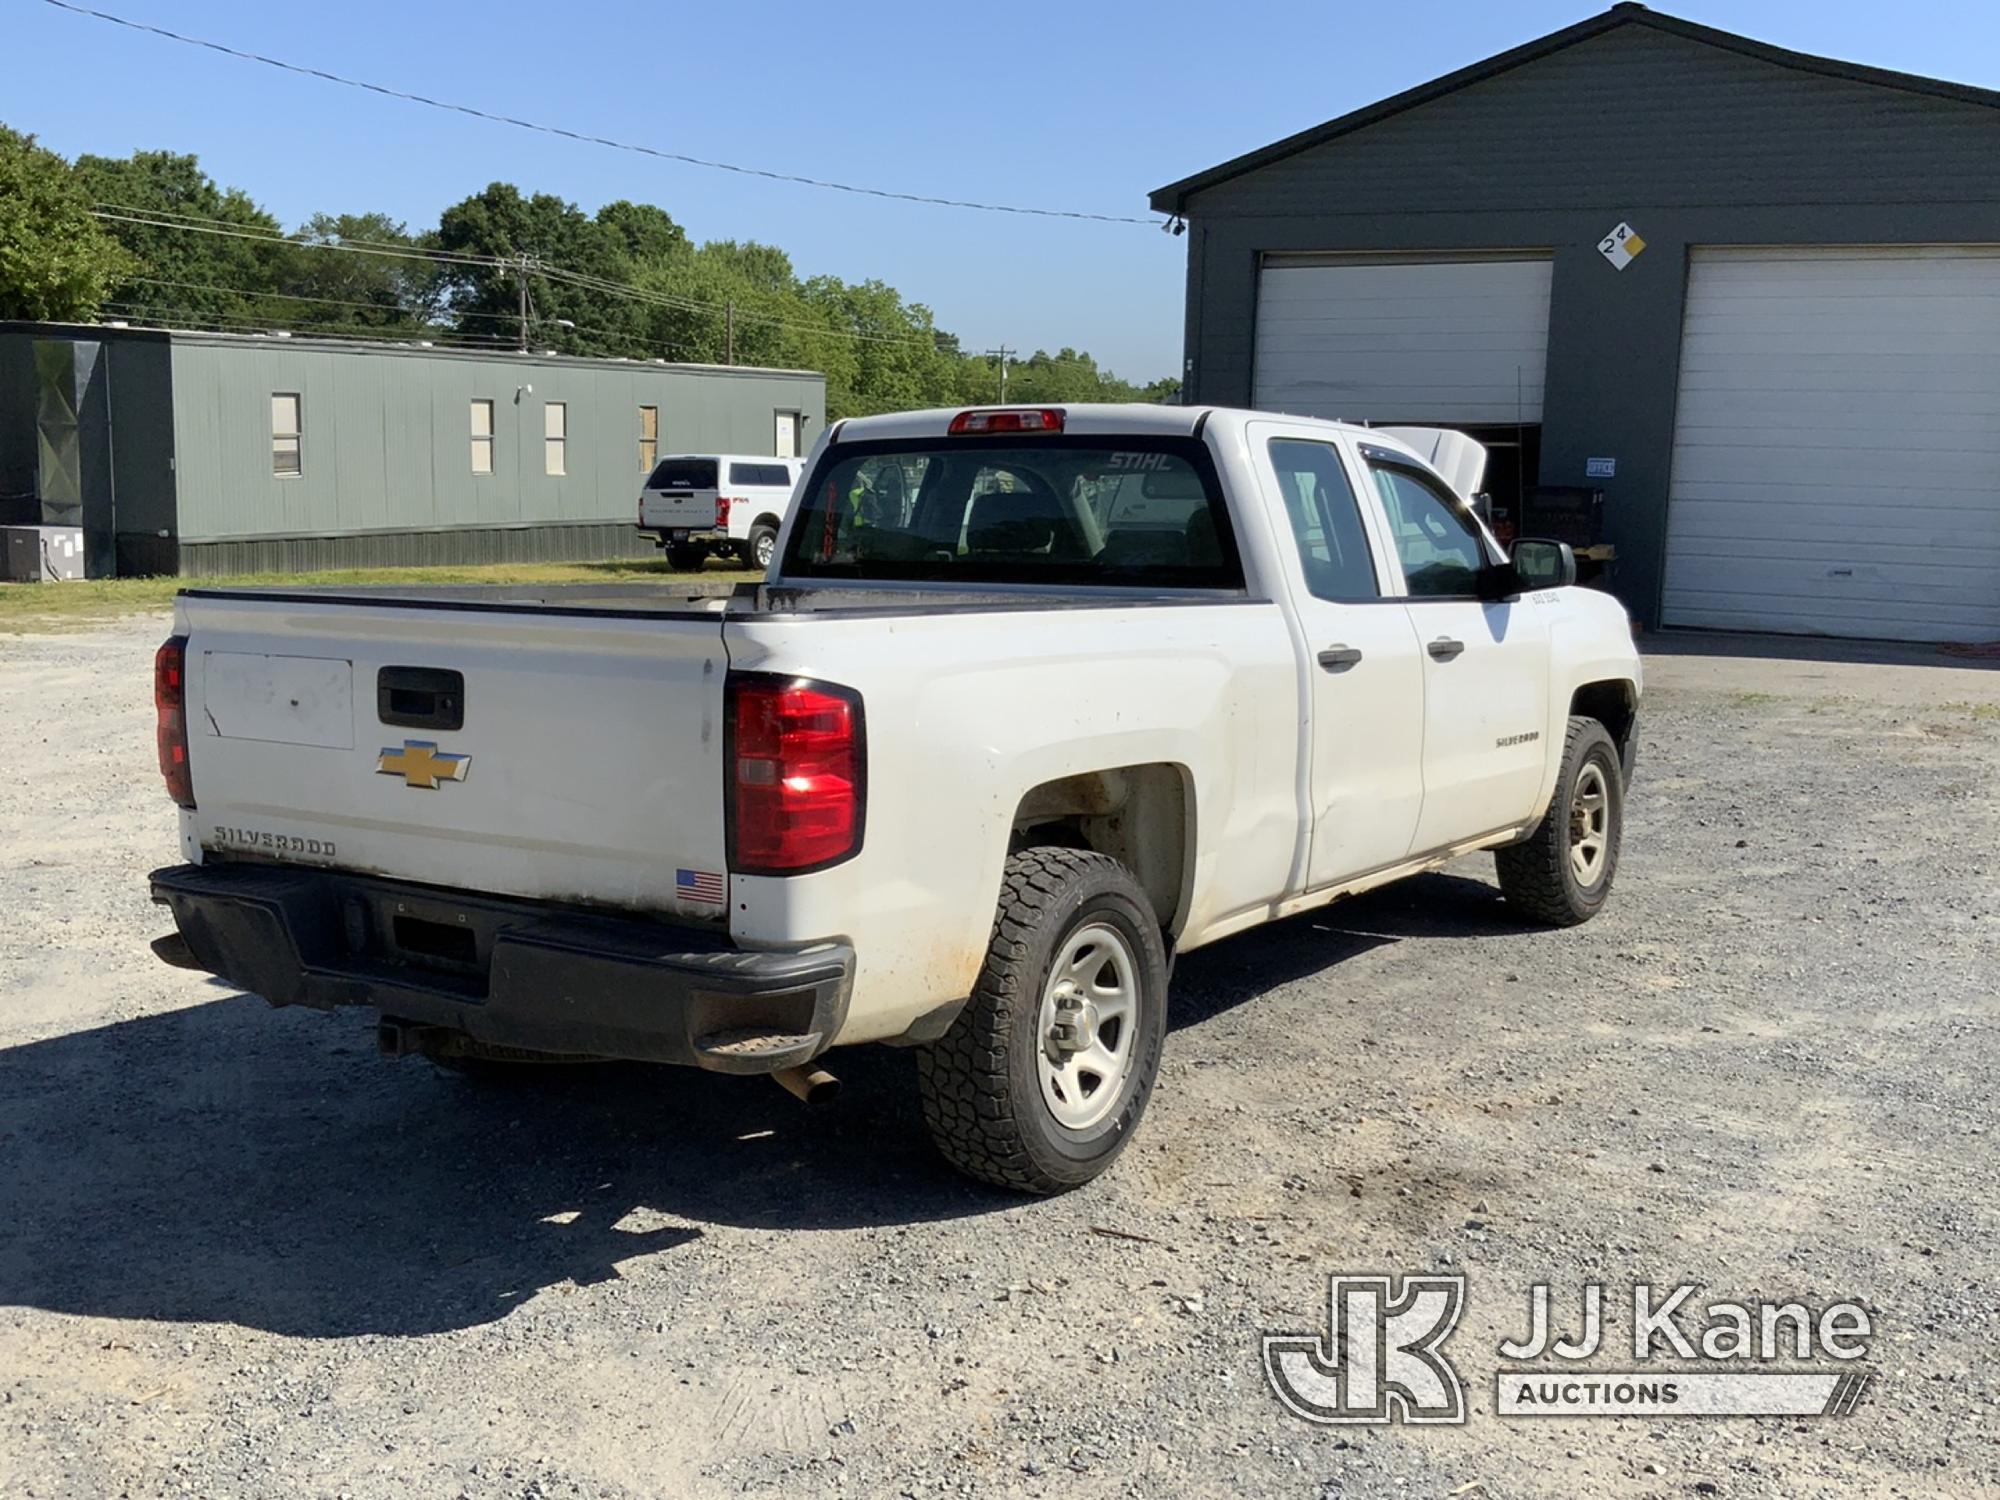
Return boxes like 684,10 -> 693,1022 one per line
1252,257 -> 1552,423
1189,26 -> 2000,218
1663,246 -> 2000,641
169,340 -> 824,543
178,520 -> 661,576
0,333 -> 39,505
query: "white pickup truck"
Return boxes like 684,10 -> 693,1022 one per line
149,404 -> 1640,1193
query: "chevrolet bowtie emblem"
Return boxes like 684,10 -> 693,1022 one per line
376,739 -> 471,789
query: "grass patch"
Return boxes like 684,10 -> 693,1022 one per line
1726,690 -> 1782,708
0,557 -> 762,633
1939,700 -> 2000,722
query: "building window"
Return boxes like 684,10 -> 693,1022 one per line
271,393 -> 302,477
639,405 -> 658,472
470,399 -> 494,475
544,401 -> 567,476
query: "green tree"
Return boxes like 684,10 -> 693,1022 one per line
0,124 -> 130,321
433,183 -> 643,354
72,149 -> 288,326
279,212 -> 447,334
595,199 -> 689,268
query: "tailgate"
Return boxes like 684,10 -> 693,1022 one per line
178,592 -> 732,921
640,486 -> 719,530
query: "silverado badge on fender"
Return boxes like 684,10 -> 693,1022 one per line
376,740 -> 471,789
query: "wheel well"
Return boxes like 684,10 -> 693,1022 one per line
1009,765 -> 1190,935
1571,679 -> 1638,779
753,512 -> 782,532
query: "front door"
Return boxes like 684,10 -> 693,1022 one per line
1256,429 -> 1428,889
1360,453 -> 1551,851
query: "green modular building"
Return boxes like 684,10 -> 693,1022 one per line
0,322 -> 826,577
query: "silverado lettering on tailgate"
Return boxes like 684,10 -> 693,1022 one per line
211,826 -> 338,859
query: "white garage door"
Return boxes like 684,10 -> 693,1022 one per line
1664,246 -> 2000,642
1252,255 -> 1553,424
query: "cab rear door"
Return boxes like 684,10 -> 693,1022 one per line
1250,423 -> 1428,889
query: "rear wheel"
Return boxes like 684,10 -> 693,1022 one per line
916,848 -> 1168,1193
1495,716 -> 1624,926
744,523 -> 779,571
665,541 -> 706,572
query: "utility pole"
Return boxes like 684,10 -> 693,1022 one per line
993,346 -> 1011,402
516,253 -> 532,352
725,301 -> 735,365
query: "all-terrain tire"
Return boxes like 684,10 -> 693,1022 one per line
916,847 -> 1169,1194
1495,715 -> 1624,927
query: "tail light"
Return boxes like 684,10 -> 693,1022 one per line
727,673 -> 864,874
948,407 -> 1064,435
155,634 -> 195,808
716,496 -> 737,527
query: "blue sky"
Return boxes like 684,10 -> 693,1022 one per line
11,1 -> 2000,379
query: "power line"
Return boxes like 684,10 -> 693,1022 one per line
95,201 -> 491,262
96,208 -> 955,353
532,262 -> 948,350
100,302 -> 519,346
93,208 -> 505,270
123,274 -> 511,320
45,0 -> 1155,226
96,217 -> 1160,381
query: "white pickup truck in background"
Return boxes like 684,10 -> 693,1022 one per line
149,404 -> 1640,1193
637,453 -> 804,571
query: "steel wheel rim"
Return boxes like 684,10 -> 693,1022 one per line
1035,921 -> 1140,1132
1569,761 -> 1610,887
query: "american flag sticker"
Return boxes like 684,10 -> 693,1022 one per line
676,867 -> 726,904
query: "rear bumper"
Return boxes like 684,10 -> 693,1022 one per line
639,526 -> 728,544
149,862 -> 852,1072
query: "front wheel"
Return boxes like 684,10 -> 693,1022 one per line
916,848 -> 1168,1193
1495,716 -> 1624,926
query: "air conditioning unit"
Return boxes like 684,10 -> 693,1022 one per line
1,526 -> 86,582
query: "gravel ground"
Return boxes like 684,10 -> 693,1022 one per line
2,615 -> 1998,1500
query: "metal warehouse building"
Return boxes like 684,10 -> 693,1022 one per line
0,322 -> 825,577
1153,3 -> 2000,642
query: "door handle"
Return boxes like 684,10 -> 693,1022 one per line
1427,636 -> 1466,662
1317,645 -> 1363,672
377,665 -> 465,730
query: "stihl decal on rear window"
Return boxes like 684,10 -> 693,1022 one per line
782,436 -> 1244,590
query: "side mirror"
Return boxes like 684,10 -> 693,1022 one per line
1511,537 -> 1577,589
1475,559 -> 1525,602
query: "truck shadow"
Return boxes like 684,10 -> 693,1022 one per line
1169,870 -> 1520,1026
0,873 -> 1522,1339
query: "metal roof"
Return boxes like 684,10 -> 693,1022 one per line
1149,3 -> 2000,215
0,320 -> 820,380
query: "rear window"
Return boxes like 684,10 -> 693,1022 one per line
646,458 -> 717,490
781,436 -> 1242,589
729,461 -> 795,488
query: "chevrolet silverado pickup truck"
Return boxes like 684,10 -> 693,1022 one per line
149,404 -> 1640,1193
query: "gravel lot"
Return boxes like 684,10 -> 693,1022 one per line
3,615 -> 1998,1499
